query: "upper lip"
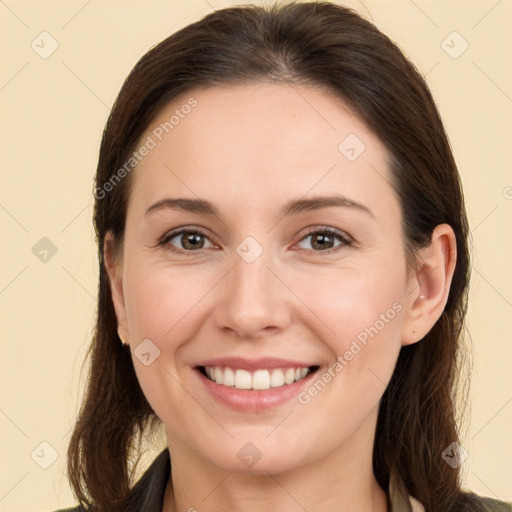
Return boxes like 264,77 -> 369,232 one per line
194,357 -> 318,371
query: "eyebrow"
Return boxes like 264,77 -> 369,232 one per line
145,195 -> 375,219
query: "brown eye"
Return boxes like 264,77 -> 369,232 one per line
296,228 -> 353,253
161,229 -> 214,253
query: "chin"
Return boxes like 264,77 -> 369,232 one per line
188,427 -> 319,477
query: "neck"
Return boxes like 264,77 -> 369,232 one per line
163,412 -> 388,512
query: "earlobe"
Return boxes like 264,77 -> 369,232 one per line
401,224 -> 457,345
104,232 -> 130,345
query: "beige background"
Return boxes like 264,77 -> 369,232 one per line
0,0 -> 511,510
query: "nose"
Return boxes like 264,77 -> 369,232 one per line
213,244 -> 292,340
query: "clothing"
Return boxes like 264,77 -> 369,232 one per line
53,448 -> 512,512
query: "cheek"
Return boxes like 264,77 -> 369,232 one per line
291,260 -> 406,346
123,262 -> 209,342
122,264 -> 209,423
292,261 -> 406,408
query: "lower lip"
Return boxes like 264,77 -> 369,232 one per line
195,368 -> 318,411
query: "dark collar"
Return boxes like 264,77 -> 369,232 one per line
121,448 -> 170,511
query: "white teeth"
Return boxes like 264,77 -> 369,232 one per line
284,368 -> 295,385
234,369 -> 252,389
214,367 -> 223,385
203,365 -> 312,390
270,368 -> 285,388
252,369 -> 270,390
223,367 -> 235,386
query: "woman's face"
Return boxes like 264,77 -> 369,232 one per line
108,82 -> 421,474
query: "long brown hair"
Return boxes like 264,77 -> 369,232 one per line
67,2 -> 480,510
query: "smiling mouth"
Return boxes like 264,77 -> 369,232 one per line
198,365 -> 320,391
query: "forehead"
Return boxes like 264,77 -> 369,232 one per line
129,82 -> 398,221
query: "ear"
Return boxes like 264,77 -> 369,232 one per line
401,224 -> 457,345
104,231 -> 130,346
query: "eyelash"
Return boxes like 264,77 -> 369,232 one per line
158,227 -> 353,256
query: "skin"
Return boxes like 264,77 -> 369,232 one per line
105,82 -> 456,512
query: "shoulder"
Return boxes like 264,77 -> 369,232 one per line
453,492 -> 512,512
405,488 -> 511,512
47,448 -> 171,512
480,497 -> 512,512
48,508 -> 85,512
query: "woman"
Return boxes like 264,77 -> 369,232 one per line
54,2 -> 511,511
